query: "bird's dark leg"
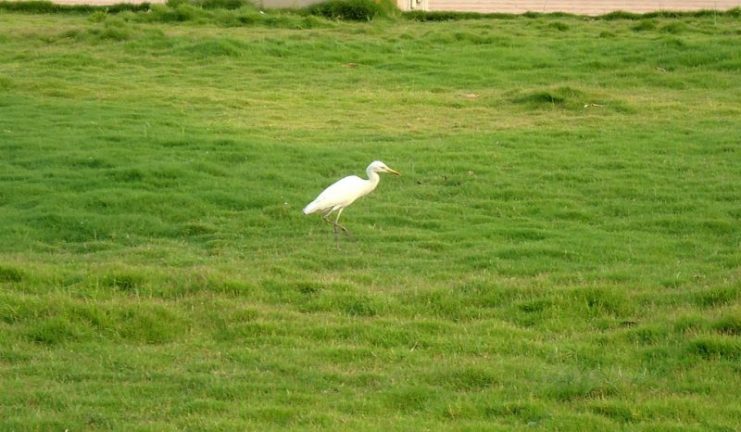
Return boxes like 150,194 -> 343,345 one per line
322,211 -> 341,247
334,209 -> 352,238
331,214 -> 342,248
335,222 -> 351,236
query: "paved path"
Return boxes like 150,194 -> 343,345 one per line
429,0 -> 741,15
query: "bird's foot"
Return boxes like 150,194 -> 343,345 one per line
335,223 -> 352,238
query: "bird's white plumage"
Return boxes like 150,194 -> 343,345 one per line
303,175 -> 372,215
303,161 -> 400,237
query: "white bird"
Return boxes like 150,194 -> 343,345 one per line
303,160 -> 400,238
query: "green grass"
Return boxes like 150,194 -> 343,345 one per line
1,5 -> 740,431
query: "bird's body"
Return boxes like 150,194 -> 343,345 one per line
303,161 -> 400,240
303,175 -> 376,216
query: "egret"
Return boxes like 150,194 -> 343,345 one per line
303,160 -> 400,239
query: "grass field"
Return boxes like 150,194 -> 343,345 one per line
0,3 -> 740,430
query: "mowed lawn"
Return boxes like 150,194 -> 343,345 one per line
0,5 -> 739,431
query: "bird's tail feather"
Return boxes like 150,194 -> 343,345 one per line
303,201 -> 318,215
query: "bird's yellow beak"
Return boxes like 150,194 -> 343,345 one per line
386,167 -> 401,176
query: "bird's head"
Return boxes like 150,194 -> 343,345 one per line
369,160 -> 400,176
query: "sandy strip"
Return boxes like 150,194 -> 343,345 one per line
428,0 -> 741,15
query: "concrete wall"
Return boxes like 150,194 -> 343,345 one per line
396,0 -> 429,11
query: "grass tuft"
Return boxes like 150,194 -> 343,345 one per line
589,402 -> 637,423
0,266 -> 24,283
544,371 -> 619,401
548,21 -> 569,31
712,315 -> 741,336
687,336 -> 741,360
693,287 -> 739,307
631,19 -> 657,31
101,273 -> 142,292
307,0 -> 383,21
428,366 -> 498,391
118,305 -> 185,343
510,86 -> 597,110
383,385 -> 437,413
26,316 -> 87,345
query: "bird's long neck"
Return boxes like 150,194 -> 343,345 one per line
366,168 -> 381,191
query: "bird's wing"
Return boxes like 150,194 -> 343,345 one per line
304,175 -> 367,214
